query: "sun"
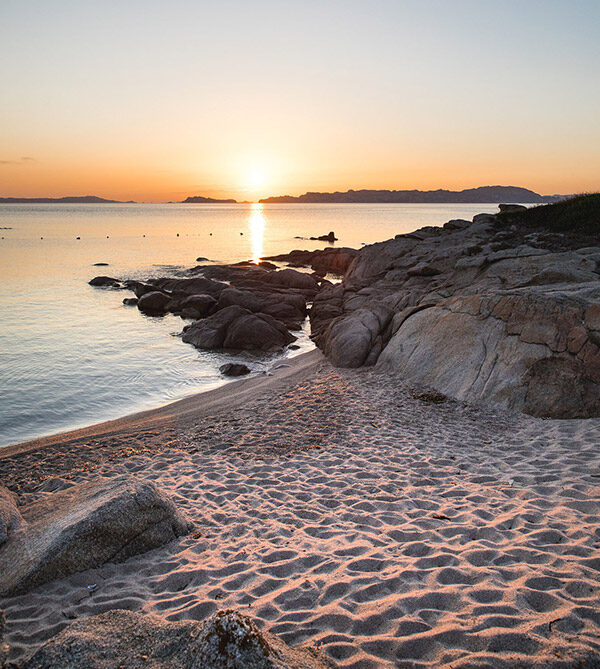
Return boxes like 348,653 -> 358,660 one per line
247,169 -> 265,190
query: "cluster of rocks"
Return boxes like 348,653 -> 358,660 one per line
310,207 -> 600,417
23,609 -> 333,668
89,247 -> 354,357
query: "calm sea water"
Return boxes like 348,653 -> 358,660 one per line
0,202 -> 501,447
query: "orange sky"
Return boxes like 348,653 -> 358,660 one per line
1,1 -> 599,201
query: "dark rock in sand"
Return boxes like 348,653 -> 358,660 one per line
137,291 -> 171,315
196,256 -> 209,262
122,297 -> 138,306
0,486 -> 24,548
24,608 -> 333,669
0,478 -> 190,597
92,262 -> 109,266
219,363 -> 251,376
182,305 -> 296,352
88,276 -> 120,288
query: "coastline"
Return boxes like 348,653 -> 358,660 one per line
0,349 -> 325,461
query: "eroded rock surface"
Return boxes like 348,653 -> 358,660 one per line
24,609 -> 334,669
311,202 -> 600,417
0,486 -> 24,547
0,478 -> 190,597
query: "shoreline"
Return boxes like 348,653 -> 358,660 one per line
0,349 -> 325,461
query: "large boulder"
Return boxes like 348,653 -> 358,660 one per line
182,306 -> 296,352
0,478 -> 190,597
0,486 -> 24,547
179,294 -> 217,319
137,291 -> 171,315
24,609 -> 333,669
377,290 -> 600,417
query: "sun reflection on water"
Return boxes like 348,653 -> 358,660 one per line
248,202 -> 266,263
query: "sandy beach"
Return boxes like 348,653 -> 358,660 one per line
2,351 -> 599,667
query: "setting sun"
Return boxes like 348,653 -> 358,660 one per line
247,169 -> 265,190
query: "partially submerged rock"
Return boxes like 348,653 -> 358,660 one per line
24,609 -> 333,669
0,478 -> 190,597
137,291 -> 172,315
220,363 -> 251,376
89,276 -> 120,288
182,306 -> 296,352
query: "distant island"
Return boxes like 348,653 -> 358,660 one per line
0,195 -> 134,204
182,195 -> 238,204
259,186 -> 564,204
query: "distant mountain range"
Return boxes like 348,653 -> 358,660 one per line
0,196 -> 134,204
259,186 -> 565,204
1,187 -> 570,205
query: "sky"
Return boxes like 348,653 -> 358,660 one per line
1,0 -> 599,201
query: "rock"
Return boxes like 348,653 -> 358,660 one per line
180,294 -> 217,317
310,231 -> 337,242
24,608 -> 333,669
219,363 -> 251,376
137,291 -> 171,315
151,276 -> 227,298
182,306 -> 296,352
92,262 -> 109,266
123,280 -> 157,298
263,248 -> 357,276
443,219 -> 471,231
196,256 -> 208,261
0,478 -> 190,597
406,262 -> 441,277
88,276 -> 120,288
122,297 -> 138,306
217,288 -> 306,330
258,260 -> 277,270
262,269 -> 320,291
0,486 -> 24,547
499,203 -> 527,214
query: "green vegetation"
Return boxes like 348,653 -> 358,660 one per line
500,193 -> 600,234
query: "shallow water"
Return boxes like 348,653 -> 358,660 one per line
0,202 -> 500,447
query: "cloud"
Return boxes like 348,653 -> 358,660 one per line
0,157 -> 36,166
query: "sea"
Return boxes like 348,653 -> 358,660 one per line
0,202 -> 502,448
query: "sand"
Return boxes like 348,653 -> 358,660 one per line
1,351 -> 600,667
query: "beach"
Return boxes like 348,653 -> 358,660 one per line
2,350 -> 599,667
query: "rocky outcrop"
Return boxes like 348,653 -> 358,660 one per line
310,201 -> 600,417
182,306 -> 297,352
137,291 -> 172,315
0,486 -> 24,547
263,248 -> 358,276
0,478 -> 190,597
25,609 -> 334,669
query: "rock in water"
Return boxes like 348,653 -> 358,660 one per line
182,305 -> 296,352
0,486 -> 24,547
88,276 -> 120,288
0,478 -> 190,597
137,291 -> 171,315
24,609 -> 334,669
219,363 -> 251,376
